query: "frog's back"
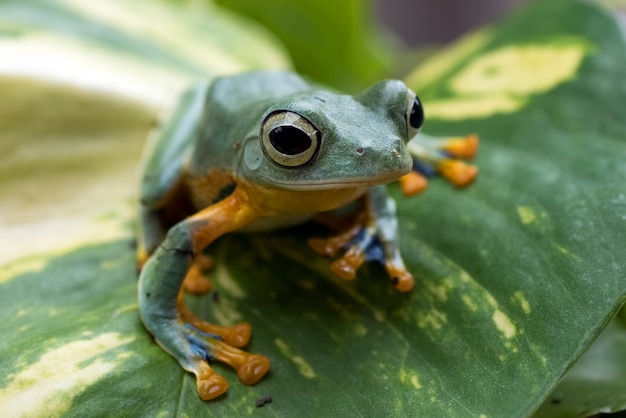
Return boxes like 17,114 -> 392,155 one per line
176,71 -> 313,209
189,71 -> 314,175
140,71 -> 312,210
205,71 -> 313,117
140,83 -> 209,209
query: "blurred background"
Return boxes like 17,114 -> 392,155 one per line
374,0 -> 525,46
214,0 -> 528,91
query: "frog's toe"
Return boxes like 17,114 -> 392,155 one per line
307,220 -> 362,258
183,263 -> 212,294
441,133 -> 479,159
196,363 -> 229,400
308,236 -> 340,257
195,254 -> 215,270
224,323 -> 252,348
338,226 -> 415,292
329,227 -> 378,281
185,318 -> 251,348
185,323 -> 270,390
398,171 -> 428,196
437,159 -> 479,188
386,264 -> 415,292
209,338 -> 271,385
178,292 -> 252,347
236,354 -> 271,385
330,247 -> 365,280
331,258 -> 357,280
182,255 -> 217,295
406,133 -> 479,194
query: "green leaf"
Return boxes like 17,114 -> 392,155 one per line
534,308 -> 626,417
1,0 -> 626,417
213,0 -> 394,91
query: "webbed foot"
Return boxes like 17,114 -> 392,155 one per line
308,188 -> 415,292
181,320 -> 270,400
140,291 -> 270,400
179,291 -> 269,397
138,189 -> 270,401
177,292 -> 251,347
402,133 -> 479,196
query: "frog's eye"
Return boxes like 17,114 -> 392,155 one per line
405,90 -> 425,136
261,111 -> 320,167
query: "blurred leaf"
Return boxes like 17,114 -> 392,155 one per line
213,0 -> 394,91
0,0 -> 290,262
0,0 -> 290,106
535,307 -> 626,417
1,0 -> 626,417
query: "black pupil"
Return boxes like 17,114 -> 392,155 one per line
269,126 -> 312,155
409,97 -> 425,129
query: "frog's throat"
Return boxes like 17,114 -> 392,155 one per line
235,177 -> 367,215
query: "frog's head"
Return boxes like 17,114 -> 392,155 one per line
240,79 -> 423,191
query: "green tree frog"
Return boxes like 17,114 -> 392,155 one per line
137,70 -> 478,400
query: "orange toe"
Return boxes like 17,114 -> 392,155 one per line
437,160 -> 478,188
399,171 -> 428,196
196,367 -> 229,400
237,354 -> 271,385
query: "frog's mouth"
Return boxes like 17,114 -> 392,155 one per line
260,169 -> 409,191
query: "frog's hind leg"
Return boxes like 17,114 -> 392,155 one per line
400,133 -> 479,196
137,84 -> 208,268
138,204 -> 215,295
137,205 -> 165,269
139,188 -> 270,400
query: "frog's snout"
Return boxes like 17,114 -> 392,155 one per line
353,138 -> 405,157
392,138 -> 406,158
348,137 -> 411,179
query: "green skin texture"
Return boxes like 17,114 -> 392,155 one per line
138,70 -> 418,388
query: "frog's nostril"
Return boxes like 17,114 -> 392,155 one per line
395,139 -> 406,153
355,147 -> 365,156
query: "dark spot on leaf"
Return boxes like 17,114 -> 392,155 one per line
551,398 -> 561,405
255,395 -> 272,407
212,291 -> 220,303
146,292 -> 151,298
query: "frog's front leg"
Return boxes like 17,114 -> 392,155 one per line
399,133 -> 479,196
138,189 -> 270,400
308,185 -> 414,292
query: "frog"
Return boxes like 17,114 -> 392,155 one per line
137,70 -> 478,401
